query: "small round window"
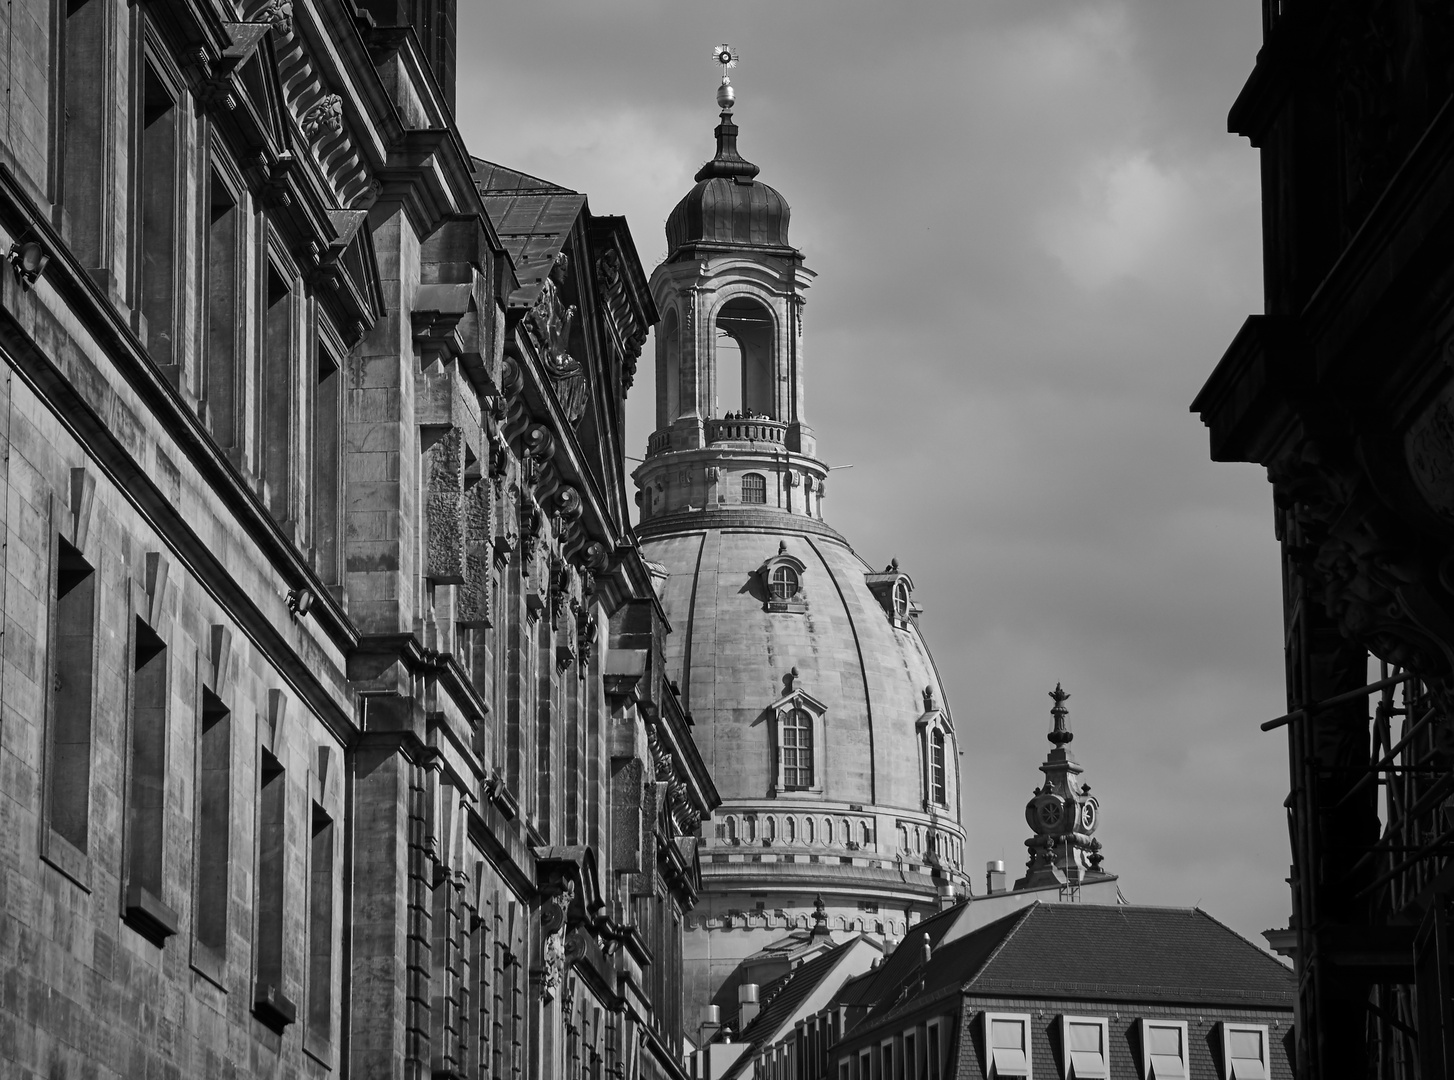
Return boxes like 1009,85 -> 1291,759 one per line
770,565 -> 800,600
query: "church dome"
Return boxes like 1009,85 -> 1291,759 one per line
664,108 -> 794,256
642,523 -> 958,821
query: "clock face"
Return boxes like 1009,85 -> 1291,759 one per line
1081,799 -> 1098,831
1027,794 -> 1064,834
1038,800 -> 1062,828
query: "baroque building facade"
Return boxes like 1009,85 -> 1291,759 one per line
0,2 -> 715,1079
633,70 -> 971,1032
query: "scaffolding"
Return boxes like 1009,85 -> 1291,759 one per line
1273,505 -> 1454,1079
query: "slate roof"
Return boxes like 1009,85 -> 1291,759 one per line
857,903 -> 1294,1037
723,937 -> 874,1079
471,158 -> 586,308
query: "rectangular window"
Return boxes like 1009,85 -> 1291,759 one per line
312,343 -> 342,586
781,709 -> 813,789
881,1041 -> 895,1080
927,1022 -> 942,1080
194,685 -> 231,975
1140,1019 -> 1189,1080
858,1050 -> 871,1080
139,64 -> 178,365
1062,1016 -> 1109,1079
124,617 -> 177,943
45,538 -> 97,866
307,802 -> 335,1051
261,263 -> 293,521
204,174 -> 240,449
61,0 -> 107,265
1220,1023 -> 1269,1080
743,472 -> 766,504
984,1012 -> 1031,1079
931,730 -> 947,805
253,748 -> 296,1029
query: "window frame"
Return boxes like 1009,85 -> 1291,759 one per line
1060,1015 -> 1109,1079
983,1011 -> 1033,1079
1139,1018 -> 1189,1080
742,471 -> 768,505
1219,1022 -> 1270,1080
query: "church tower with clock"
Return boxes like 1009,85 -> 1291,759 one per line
634,49 -> 971,1026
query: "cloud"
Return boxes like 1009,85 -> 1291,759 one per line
459,0 -> 1288,946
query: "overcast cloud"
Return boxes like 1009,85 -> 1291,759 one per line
457,1 -> 1286,945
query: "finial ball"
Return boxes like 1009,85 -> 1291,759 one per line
717,79 -> 735,111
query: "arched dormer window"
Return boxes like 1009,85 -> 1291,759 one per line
866,558 -> 917,630
759,543 -> 808,613
742,472 -> 767,504
918,695 -> 956,811
769,669 -> 826,797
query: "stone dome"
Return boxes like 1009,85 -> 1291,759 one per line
664,110 -> 794,256
640,516 -> 965,860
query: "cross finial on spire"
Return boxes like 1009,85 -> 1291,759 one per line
1048,682 -> 1072,745
712,43 -> 739,112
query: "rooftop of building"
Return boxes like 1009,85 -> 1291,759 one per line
849,902 -> 1294,1041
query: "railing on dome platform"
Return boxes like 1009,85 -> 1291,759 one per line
646,429 -> 673,458
706,417 -> 786,445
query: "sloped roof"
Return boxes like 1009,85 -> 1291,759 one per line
724,937 -> 877,1079
471,157 -> 586,307
857,903 -> 1294,1037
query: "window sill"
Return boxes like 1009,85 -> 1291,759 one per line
40,829 -> 92,893
191,941 -> 228,992
253,981 -> 297,1032
123,883 -> 179,946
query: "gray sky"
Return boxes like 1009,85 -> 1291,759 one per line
457,1 -> 1289,945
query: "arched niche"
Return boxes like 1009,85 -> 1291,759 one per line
716,296 -> 775,418
660,307 -> 682,423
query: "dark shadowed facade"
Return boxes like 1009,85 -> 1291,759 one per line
0,2 -> 715,1078
1194,2 -> 1454,1077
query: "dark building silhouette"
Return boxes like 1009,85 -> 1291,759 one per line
1195,2 -> 1454,1076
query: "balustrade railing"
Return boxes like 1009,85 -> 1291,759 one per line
706,417 -> 786,445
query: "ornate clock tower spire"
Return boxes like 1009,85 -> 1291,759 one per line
1016,684 -> 1107,889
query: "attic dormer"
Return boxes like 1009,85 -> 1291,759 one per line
866,558 -> 916,629
759,541 -> 807,613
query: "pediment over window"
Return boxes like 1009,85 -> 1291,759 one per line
759,541 -> 808,613
767,668 -> 826,797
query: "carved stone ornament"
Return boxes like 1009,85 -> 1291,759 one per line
539,880 -> 576,1002
256,0 -> 293,34
301,94 -> 343,140
527,254 -> 590,426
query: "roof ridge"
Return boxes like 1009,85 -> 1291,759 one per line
1190,906 -> 1295,973
469,156 -> 579,195
963,902 -> 1041,990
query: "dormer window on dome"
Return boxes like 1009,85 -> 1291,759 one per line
866,558 -> 918,629
767,668 -> 826,798
759,543 -> 807,613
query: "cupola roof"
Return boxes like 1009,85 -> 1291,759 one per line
665,80 -> 795,257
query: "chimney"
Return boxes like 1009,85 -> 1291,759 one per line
738,983 -> 760,1029
986,859 -> 1007,895
700,1004 -> 721,1046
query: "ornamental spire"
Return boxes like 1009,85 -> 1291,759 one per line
697,43 -> 760,183
1015,683 -> 1106,890
1048,682 -> 1072,745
